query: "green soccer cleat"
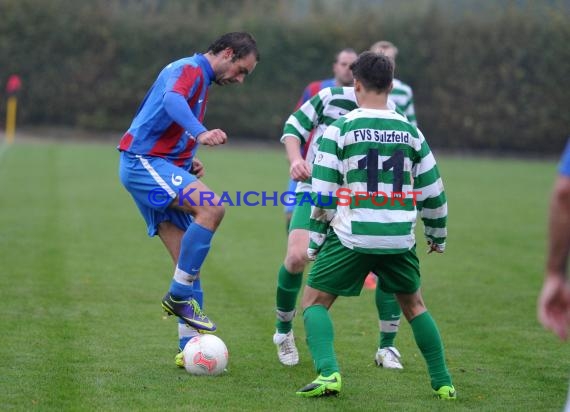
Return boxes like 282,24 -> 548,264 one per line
175,351 -> 185,368
433,385 -> 457,400
296,372 -> 342,398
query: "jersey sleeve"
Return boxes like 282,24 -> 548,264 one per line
389,98 -> 408,121
412,129 -> 447,247
163,92 -> 207,138
165,65 -> 201,97
163,65 -> 207,138
309,121 -> 344,251
403,89 -> 417,127
281,89 -> 329,146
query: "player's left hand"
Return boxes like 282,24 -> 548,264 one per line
190,158 -> 205,178
538,273 -> 570,340
290,159 -> 311,181
427,239 -> 445,254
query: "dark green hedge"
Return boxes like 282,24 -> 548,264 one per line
0,0 -> 568,153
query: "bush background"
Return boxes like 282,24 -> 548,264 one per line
0,0 -> 568,153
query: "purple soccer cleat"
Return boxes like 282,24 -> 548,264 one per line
161,293 -> 216,333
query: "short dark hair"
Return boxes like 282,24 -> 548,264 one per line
349,51 -> 393,93
207,32 -> 260,62
335,48 -> 357,62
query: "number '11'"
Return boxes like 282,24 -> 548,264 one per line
357,149 -> 404,193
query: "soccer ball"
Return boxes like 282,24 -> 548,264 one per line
182,334 -> 228,376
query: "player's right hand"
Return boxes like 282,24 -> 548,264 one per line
290,159 -> 311,181
307,248 -> 318,261
198,129 -> 227,146
190,157 -> 205,178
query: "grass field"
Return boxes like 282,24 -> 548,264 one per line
0,140 -> 568,411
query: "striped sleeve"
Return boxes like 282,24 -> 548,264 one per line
165,64 -> 201,98
402,93 -> 417,127
281,90 -> 326,146
390,80 -> 417,127
309,121 -> 344,250
412,129 -> 447,247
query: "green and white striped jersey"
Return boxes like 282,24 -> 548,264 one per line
390,78 -> 416,126
281,86 -> 397,192
309,107 -> 446,254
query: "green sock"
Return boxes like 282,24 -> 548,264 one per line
410,311 -> 452,390
376,285 -> 401,348
303,305 -> 338,376
275,264 -> 303,333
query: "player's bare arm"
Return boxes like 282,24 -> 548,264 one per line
283,135 -> 311,181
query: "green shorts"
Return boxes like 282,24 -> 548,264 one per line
288,192 -> 311,231
307,231 -> 421,296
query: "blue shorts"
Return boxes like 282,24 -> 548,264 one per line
119,151 -> 197,237
284,178 -> 298,214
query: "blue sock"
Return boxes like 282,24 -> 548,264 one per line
168,223 -> 214,300
192,279 -> 203,308
170,279 -> 203,304
178,280 -> 204,350
178,223 -> 214,277
170,223 -> 212,349
168,280 -> 194,300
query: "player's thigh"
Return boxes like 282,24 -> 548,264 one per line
373,247 -> 421,294
119,152 -> 197,212
173,180 -> 223,213
172,180 -> 225,230
307,231 -> 374,297
135,200 -> 193,239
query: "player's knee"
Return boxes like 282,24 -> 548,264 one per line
301,287 -> 335,310
194,204 -> 225,230
397,293 -> 426,321
209,203 -> 225,223
284,248 -> 307,273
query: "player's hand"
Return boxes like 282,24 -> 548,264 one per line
190,158 -> 205,178
290,159 -> 311,181
307,248 -> 318,261
427,239 -> 445,254
198,129 -> 228,146
538,273 -> 570,340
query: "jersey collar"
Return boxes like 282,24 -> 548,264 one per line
195,53 -> 214,85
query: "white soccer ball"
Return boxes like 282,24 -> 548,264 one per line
182,334 -> 228,376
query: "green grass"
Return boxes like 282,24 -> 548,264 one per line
0,140 -> 568,411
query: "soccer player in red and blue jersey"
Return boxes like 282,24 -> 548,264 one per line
118,32 -> 259,363
283,48 -> 358,229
